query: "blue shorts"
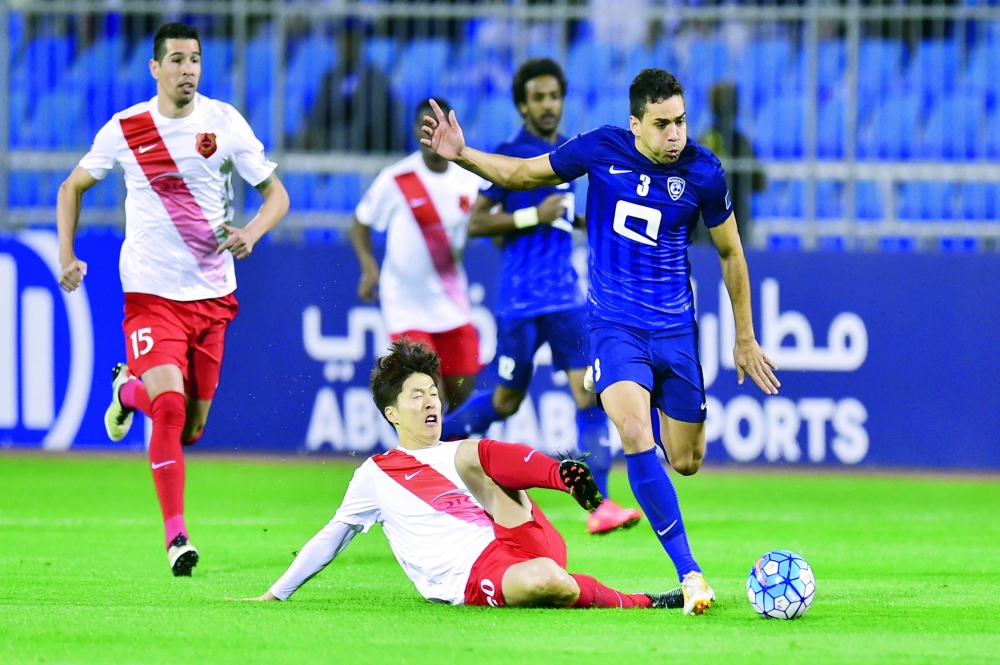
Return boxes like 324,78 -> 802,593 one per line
590,322 -> 707,423
495,307 -> 589,391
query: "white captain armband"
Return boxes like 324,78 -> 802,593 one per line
513,206 -> 539,229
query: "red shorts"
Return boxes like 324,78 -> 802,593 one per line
122,292 -> 239,401
464,504 -> 567,607
391,324 -> 481,377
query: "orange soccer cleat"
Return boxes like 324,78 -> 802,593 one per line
586,499 -> 643,534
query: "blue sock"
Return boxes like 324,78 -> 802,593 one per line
576,406 -> 610,498
625,447 -> 701,581
441,390 -> 501,440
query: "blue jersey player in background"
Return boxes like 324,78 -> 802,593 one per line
421,68 -> 780,616
441,59 -> 642,535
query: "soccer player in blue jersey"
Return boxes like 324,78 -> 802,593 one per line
421,68 -> 780,615
441,58 -> 641,535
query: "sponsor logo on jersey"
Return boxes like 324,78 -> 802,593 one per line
667,177 -> 686,201
197,132 -> 217,158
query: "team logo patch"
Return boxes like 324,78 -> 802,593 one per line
667,177 -> 686,201
459,195 -> 471,213
196,133 -> 217,158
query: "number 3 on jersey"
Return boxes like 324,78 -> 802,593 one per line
130,327 -> 154,359
613,200 -> 661,246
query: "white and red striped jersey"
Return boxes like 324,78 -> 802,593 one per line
78,94 -> 277,302
269,441 -> 496,604
355,152 -> 485,334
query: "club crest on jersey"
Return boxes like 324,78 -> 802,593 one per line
196,133 -> 217,158
459,195 -> 471,213
667,177 -> 686,201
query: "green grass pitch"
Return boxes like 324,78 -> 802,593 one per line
1,454 -> 998,664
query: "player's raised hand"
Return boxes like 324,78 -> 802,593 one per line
358,268 -> 379,303
734,339 -> 780,395
420,99 -> 466,161
537,193 -> 567,224
218,223 -> 258,260
58,257 -> 88,292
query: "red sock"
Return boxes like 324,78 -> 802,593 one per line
477,439 -> 565,492
120,378 -> 152,417
569,574 -> 652,609
149,391 -> 187,549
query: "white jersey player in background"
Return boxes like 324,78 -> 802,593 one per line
56,23 -> 289,576
231,339 -> 685,611
349,99 -> 485,410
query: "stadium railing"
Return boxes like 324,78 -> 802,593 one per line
2,0 -> 999,251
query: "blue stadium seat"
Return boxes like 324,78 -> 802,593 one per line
816,97 -> 844,159
9,172 -> 40,207
908,40 -> 960,105
588,97 -> 629,130
285,37 -> 337,136
365,37 -> 398,73
561,92 -> 590,137
681,38 -> 729,94
566,39 -> 620,98
329,173 -> 363,212
817,40 -> 846,97
816,180 -> 842,219
961,183 -> 1000,220
197,38 -> 234,104
857,40 -> 906,118
626,40 -> 679,81
878,236 -> 917,252
985,110 -> 1000,159
964,42 -> 1000,102
28,91 -> 87,149
754,181 -> 804,219
766,235 -> 802,250
898,182 -> 959,220
855,181 -> 884,219
8,11 -> 26,64
122,38 -> 156,106
753,95 -> 804,159
857,93 -> 920,160
65,38 -> 127,142
15,36 -> 75,101
246,33 -> 274,107
8,89 -> 29,148
939,237 -> 979,252
467,94 -> 521,150
918,94 -> 983,160
393,39 -> 451,99
735,39 -> 794,110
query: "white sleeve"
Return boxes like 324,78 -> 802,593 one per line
78,118 -> 120,181
354,169 -> 398,233
269,519 -> 362,600
267,462 -> 382,600
228,104 -> 278,187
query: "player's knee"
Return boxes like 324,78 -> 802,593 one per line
618,415 -> 651,450
670,456 -> 701,476
524,560 -> 579,606
493,390 -> 524,419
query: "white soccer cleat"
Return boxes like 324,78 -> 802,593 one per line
168,535 -> 200,577
583,365 -> 595,393
681,571 -> 716,615
104,363 -> 135,442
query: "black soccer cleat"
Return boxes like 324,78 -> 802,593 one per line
646,587 -> 685,609
559,458 -> 603,512
168,534 -> 200,577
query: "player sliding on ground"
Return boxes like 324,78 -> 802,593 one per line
232,339 -> 684,610
421,69 -> 781,615
56,23 -> 289,577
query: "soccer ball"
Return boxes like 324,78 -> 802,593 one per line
746,549 -> 816,619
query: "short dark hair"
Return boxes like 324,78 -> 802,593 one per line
512,58 -> 567,107
629,69 -> 685,120
415,98 -> 453,123
370,339 -> 442,422
153,23 -> 201,63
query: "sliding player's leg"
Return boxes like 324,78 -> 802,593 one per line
455,438 -> 603,512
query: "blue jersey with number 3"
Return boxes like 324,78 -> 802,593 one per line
549,126 -> 733,331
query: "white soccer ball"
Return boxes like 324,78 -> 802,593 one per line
746,549 -> 816,619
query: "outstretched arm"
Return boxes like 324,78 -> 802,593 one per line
420,100 -> 562,191
228,519 -> 362,601
56,167 -> 99,292
709,214 -> 780,394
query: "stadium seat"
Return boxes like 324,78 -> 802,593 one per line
817,40 -> 846,98
816,180 -> 842,219
28,91 -> 87,149
681,38 -> 729,94
588,97 -> 629,130
961,183 -> 1000,220
898,182 -> 959,220
857,40 -> 906,118
285,37 -> 337,136
393,39 -> 451,102
816,97 -> 844,159
918,94 -> 983,160
753,95 -> 804,159
8,89 -> 29,148
908,40 -> 960,105
964,42 -> 1000,102
560,92 -> 590,137
735,39 -> 794,111
8,171 -> 40,207
8,11 -> 25,64
364,37 -> 398,73
985,110 -> 1000,159
566,39 -> 621,98
467,94 -> 521,149
855,181 -> 884,220
878,236 -> 917,252
197,38 -> 234,104
939,237 -> 979,252
121,38 -> 157,106
857,93 -> 920,160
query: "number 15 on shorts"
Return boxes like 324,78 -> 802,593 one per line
130,327 -> 154,359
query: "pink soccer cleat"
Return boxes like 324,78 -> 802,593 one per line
586,499 -> 643,534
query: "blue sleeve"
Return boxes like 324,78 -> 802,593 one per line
700,158 -> 734,228
548,128 -> 602,182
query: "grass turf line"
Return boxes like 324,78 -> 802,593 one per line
1,455 -> 998,664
